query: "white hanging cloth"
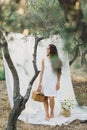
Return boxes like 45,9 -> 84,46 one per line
3,33 -> 87,126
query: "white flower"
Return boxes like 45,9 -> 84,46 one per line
61,98 -> 74,110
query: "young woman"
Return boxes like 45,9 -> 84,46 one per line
38,44 -> 62,121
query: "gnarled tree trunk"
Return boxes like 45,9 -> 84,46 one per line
0,30 -> 44,130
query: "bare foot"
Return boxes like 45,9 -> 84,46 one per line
45,116 -> 50,121
49,113 -> 54,118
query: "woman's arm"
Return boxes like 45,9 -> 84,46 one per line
56,69 -> 61,90
38,59 -> 44,91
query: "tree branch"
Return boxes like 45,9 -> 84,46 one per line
69,43 -> 80,65
0,31 -> 20,101
24,36 -> 44,102
81,49 -> 87,64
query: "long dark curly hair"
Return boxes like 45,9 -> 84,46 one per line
49,44 -> 62,73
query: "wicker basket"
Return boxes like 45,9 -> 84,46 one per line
32,90 -> 45,102
60,109 -> 71,117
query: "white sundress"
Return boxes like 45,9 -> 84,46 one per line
41,57 -> 57,97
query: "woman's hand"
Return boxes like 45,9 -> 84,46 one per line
38,83 -> 42,92
56,82 -> 60,90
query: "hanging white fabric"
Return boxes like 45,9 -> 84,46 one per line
3,32 -> 87,126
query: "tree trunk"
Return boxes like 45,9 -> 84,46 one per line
6,95 -> 25,130
81,49 -> 87,64
69,44 -> 79,65
58,0 -> 87,42
0,31 -> 43,130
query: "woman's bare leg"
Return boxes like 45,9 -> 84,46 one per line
49,97 -> 55,118
43,97 -> 49,121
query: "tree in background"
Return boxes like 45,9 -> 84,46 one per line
58,0 -> 87,65
1,0 -> 87,64
0,0 -> 87,129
